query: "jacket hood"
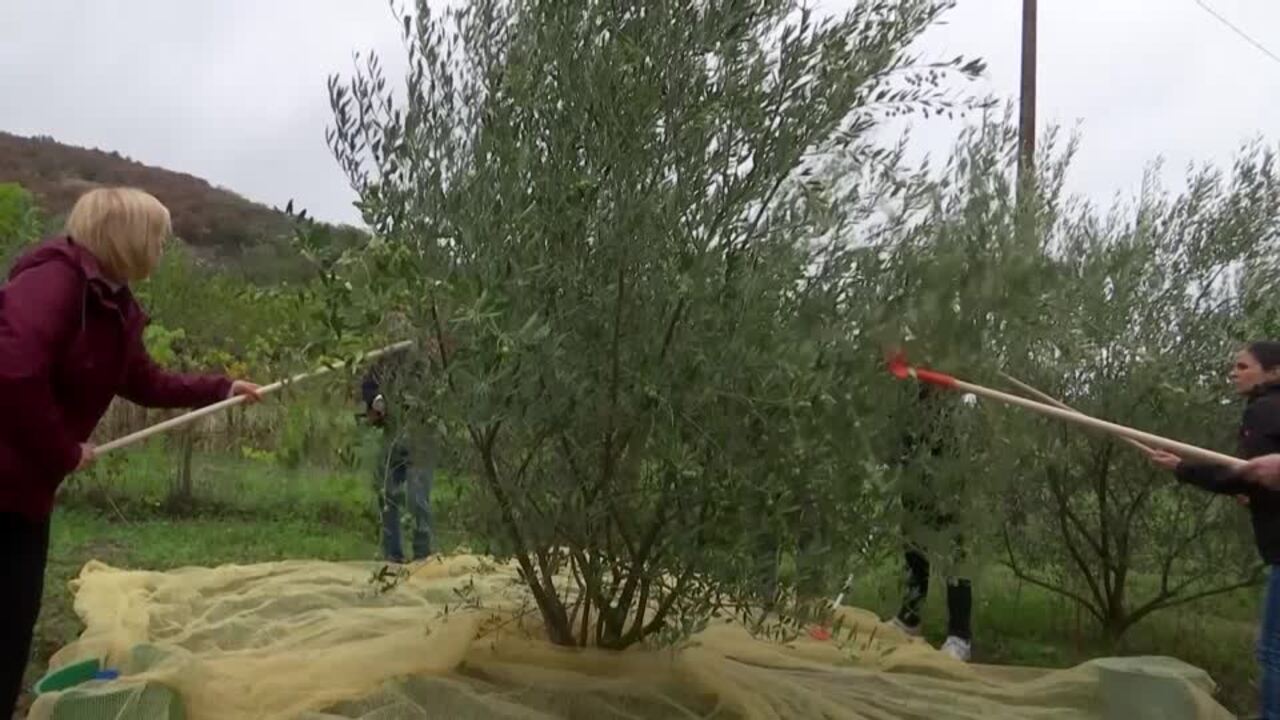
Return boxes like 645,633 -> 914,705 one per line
10,236 -> 142,329
10,236 -> 119,286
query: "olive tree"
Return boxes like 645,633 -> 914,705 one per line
944,129 -> 1280,642
838,109 -> 1278,642
321,0 -> 985,647
997,148 -> 1280,642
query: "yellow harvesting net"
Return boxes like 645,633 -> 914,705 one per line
30,555 -> 1235,719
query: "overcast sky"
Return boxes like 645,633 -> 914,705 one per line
2,1 -> 1278,227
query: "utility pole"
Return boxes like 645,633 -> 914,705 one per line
1017,0 -> 1038,192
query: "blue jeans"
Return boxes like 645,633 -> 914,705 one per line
1262,565 -> 1280,718
377,438 -> 433,562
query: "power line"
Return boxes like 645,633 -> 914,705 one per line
1191,0 -> 1280,66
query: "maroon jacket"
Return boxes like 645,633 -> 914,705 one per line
0,237 -> 231,517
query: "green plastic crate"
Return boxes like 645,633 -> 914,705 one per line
33,657 -> 185,720
34,659 -> 105,695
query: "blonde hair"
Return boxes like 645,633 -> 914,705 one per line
64,187 -> 171,283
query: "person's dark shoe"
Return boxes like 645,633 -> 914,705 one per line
888,616 -> 922,637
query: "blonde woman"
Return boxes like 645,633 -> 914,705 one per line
0,187 -> 262,714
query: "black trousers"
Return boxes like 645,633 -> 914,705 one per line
1,512 -> 50,718
896,546 -> 972,640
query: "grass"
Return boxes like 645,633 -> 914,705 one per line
20,443 -> 1264,718
64,440 -> 381,525
843,560 -> 1259,715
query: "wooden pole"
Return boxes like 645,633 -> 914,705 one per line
96,340 -> 415,456
997,371 -> 1155,453
953,376 -> 1241,468
887,355 -> 1241,468
1017,0 -> 1038,190
1015,0 -> 1038,245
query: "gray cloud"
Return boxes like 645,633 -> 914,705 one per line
2,1 -> 1278,225
850,0 -> 1280,207
0,0 -> 404,225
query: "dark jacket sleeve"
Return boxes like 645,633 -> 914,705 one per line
0,260 -> 88,476
1176,398 -> 1280,495
1174,461 -> 1251,495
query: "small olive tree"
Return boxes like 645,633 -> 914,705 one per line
933,127 -> 1279,642
839,112 -> 1277,642
322,0 -> 984,647
995,146 -> 1280,641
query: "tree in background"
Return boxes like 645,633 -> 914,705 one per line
135,239 -> 364,474
992,143 -> 1280,643
869,115 -> 1280,643
322,0 -> 985,647
0,182 -> 44,270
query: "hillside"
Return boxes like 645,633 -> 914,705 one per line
0,131 -> 363,281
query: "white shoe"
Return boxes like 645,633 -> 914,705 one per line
888,617 -> 922,637
940,635 -> 971,662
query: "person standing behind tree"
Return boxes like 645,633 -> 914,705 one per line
362,342 -> 435,564
1148,341 -> 1280,720
887,383 -> 974,662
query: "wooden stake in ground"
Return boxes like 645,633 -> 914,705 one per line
97,340 -> 416,456
887,353 -> 1242,469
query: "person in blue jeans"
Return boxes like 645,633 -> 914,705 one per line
1149,341 -> 1280,720
362,354 -> 434,563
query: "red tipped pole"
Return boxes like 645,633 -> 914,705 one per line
886,352 -> 1243,469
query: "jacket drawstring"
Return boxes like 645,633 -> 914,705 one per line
80,283 -> 88,337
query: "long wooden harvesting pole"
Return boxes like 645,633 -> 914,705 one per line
96,340 -> 415,456
997,371 -> 1155,454
888,354 -> 1242,469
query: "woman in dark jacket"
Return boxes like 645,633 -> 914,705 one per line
1149,341 -> 1280,719
0,187 -> 261,715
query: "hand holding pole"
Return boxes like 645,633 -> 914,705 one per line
96,340 -> 415,456
887,352 -> 1243,469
